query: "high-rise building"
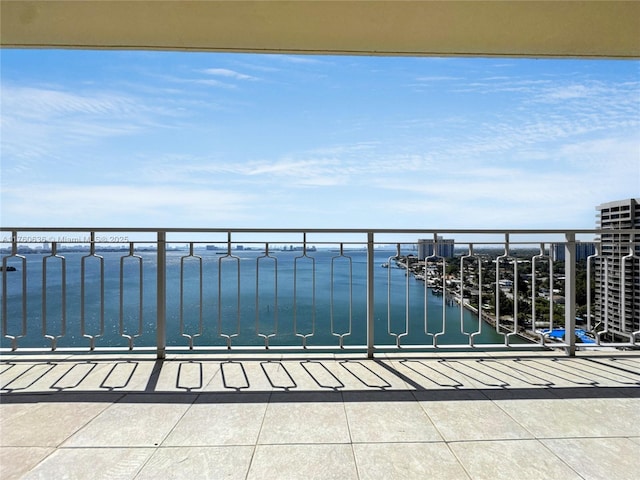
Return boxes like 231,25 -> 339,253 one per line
594,198 -> 640,341
418,237 -> 455,260
552,242 -> 596,262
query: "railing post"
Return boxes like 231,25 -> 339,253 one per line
367,232 -> 375,358
564,233 -> 576,356
157,231 -> 166,359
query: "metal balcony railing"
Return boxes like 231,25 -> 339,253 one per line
1,228 -> 639,358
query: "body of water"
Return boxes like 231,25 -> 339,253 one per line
1,248 -> 522,350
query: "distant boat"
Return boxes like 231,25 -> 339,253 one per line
381,263 -> 389,268
0,266 -> 17,272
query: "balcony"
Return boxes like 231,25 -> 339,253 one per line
2,1 -> 639,478
2,227 -> 639,479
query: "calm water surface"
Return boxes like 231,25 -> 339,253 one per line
1,249 -> 522,350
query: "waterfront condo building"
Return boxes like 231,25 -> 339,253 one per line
418,237 -> 455,260
595,198 -> 640,341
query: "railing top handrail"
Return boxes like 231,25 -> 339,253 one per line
2,227 -> 639,235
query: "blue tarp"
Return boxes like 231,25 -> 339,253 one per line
540,328 -> 596,344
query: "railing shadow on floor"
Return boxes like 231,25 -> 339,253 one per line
1,354 -> 639,404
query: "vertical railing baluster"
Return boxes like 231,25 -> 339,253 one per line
157,231 -> 166,359
120,242 -> 144,350
2,230 -> 27,351
330,243 -> 352,348
597,257 -> 611,343
80,232 -> 104,351
367,232 -> 375,358
387,243 -> 409,347
495,234 -> 509,344
43,242 -> 66,351
256,242 -> 278,349
507,242 -> 519,347
564,233 -> 576,356
631,237 -> 640,345
179,242 -> 203,350
293,232 -> 316,348
586,244 -> 599,338
218,232 -> 241,349
532,243 -> 551,346
461,244 -> 482,346
431,234 -> 447,347
621,240 -> 637,343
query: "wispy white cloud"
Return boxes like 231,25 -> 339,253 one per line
2,85 -> 140,119
0,85 -> 152,174
202,68 -> 256,81
0,184 -> 261,227
542,83 -> 593,100
2,53 -> 638,231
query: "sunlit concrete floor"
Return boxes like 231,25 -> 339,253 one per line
1,351 -> 639,480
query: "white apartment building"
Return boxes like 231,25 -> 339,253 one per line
418,237 -> 455,260
595,198 -> 640,340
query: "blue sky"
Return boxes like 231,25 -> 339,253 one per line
1,50 -> 639,231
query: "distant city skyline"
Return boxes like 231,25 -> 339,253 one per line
1,50 -> 638,230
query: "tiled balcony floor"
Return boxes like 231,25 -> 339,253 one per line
1,351 -> 639,479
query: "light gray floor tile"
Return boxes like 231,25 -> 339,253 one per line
567,397 -> 640,436
552,358 -> 640,386
20,447 -> 155,480
394,359 -> 477,389
541,437 -> 640,480
449,439 -> 583,480
512,359 -> 600,387
135,446 -> 254,480
341,359 -> 412,390
48,361 -> 103,391
344,393 -> 443,443
353,442 -> 470,480
258,361 -> 300,390
0,446 -> 53,480
247,444 -> 358,480
62,395 -> 194,447
435,360 -> 511,389
465,359 -> 555,388
588,357 -> 640,376
0,362 -> 59,393
258,394 -> 350,444
629,436 -> 640,446
493,396 -> 640,438
0,360 -> 152,393
162,394 -> 269,446
77,360 -> 157,391
308,360 -> 374,391
488,397 -> 599,438
208,361 -> 275,392
420,399 -> 534,441
271,360 -> 342,391
299,359 -> 407,391
152,360 -> 222,392
0,399 -> 111,446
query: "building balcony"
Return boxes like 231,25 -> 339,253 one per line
1,227 -> 639,479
